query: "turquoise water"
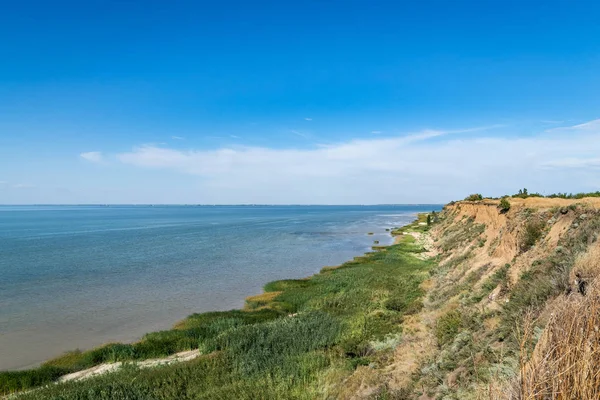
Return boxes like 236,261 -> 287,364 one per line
0,205 -> 441,370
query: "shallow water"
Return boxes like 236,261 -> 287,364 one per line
0,204 -> 441,370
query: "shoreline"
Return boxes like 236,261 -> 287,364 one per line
2,212 -> 436,397
1,215 -> 411,373
40,222 -> 408,386
2,205 -> 425,372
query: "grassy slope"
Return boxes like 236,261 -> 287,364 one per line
4,219 -> 433,399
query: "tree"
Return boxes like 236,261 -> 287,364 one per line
427,214 -> 432,226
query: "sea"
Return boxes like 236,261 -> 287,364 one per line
0,204 -> 441,370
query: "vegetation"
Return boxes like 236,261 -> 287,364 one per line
520,260 -> 600,399
498,196 -> 511,213
505,188 -> 600,200
431,210 -> 439,223
546,191 -> 600,199
519,218 -> 545,252
452,188 -> 600,204
416,199 -> 600,399
437,216 -> 485,252
464,193 -> 483,201
4,220 -> 433,399
435,309 -> 463,347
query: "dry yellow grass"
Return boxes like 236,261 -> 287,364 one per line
516,243 -> 600,399
520,285 -> 600,399
244,291 -> 282,310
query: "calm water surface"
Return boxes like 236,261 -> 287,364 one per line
0,205 -> 441,370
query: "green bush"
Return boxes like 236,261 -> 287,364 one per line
499,197 -> 511,213
464,194 -> 483,201
520,219 -> 545,252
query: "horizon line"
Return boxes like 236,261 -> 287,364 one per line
0,203 -> 446,207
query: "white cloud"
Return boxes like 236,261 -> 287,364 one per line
230,135 -> 240,139
114,120 -> 600,203
304,117 -> 312,121
171,136 -> 185,140
546,119 -> 600,133
541,158 -> 600,169
13,183 -> 35,189
80,151 -> 103,163
371,131 -> 381,134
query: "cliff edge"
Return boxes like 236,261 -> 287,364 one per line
370,197 -> 600,399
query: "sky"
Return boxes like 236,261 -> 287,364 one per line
1,0 -> 600,204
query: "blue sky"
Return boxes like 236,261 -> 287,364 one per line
1,0 -> 600,204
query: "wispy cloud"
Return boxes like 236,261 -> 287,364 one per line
230,135 -> 240,139
80,151 -> 103,163
114,120 -> 600,203
371,131 -> 382,134
304,117 -> 312,121
541,158 -> 600,169
540,120 -> 564,124
13,183 -> 35,189
171,136 -> 185,140
290,130 -> 311,139
546,119 -> 600,133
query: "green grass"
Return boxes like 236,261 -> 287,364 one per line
519,218 -> 545,252
6,221 -> 433,399
1,308 -> 283,395
438,216 -> 486,252
435,310 -> 463,347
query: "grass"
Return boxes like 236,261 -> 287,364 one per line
519,217 -> 545,252
1,308 -> 283,395
6,219 -> 433,399
437,216 -> 486,253
435,309 -> 463,347
518,244 -> 600,399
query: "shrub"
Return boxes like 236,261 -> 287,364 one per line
499,197 -> 511,213
520,219 -> 545,252
464,194 -> 483,201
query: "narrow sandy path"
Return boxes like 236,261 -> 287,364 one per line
58,349 -> 201,383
